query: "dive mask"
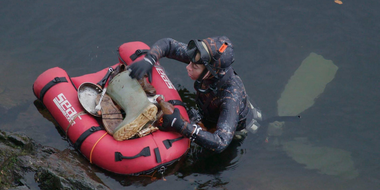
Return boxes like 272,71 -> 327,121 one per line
186,39 -> 211,65
187,39 -> 229,80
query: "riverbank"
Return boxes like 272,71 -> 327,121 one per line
0,130 -> 110,190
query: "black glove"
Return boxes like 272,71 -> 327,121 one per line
161,108 -> 184,132
128,54 -> 156,83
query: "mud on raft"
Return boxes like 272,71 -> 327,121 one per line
32,41 -> 190,175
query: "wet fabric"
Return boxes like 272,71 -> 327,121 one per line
148,37 -> 261,153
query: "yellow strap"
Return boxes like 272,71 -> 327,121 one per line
90,132 -> 108,164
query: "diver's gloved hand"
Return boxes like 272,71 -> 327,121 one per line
128,54 -> 156,83
161,108 -> 184,132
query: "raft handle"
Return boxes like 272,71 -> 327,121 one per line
162,136 -> 185,149
115,146 -> 151,161
129,49 -> 149,61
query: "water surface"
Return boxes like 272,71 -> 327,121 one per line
1,1 -> 379,189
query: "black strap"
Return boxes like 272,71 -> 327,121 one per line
195,67 -> 234,95
117,49 -> 128,65
115,146 -> 151,161
154,148 -> 162,163
168,100 -> 186,109
130,49 -> 149,61
73,126 -> 103,150
162,137 -> 185,149
39,77 -> 68,101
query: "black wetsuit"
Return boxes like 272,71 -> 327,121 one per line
148,38 -> 261,153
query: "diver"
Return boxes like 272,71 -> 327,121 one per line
129,36 -> 262,153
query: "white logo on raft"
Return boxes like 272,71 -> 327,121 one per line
53,93 -> 82,125
155,67 -> 176,90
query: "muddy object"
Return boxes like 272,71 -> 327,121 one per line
109,64 -> 126,82
96,94 -> 123,135
109,64 -> 156,96
154,96 -> 174,127
156,96 -> 174,115
138,77 -> 156,96
136,124 -> 159,137
107,70 -> 157,141
78,82 -> 103,117
78,67 -> 114,117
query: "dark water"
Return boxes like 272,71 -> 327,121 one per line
1,0 -> 380,189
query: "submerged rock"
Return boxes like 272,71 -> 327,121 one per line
0,130 -> 110,190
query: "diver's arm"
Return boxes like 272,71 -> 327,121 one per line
129,38 -> 190,81
189,98 -> 239,153
148,38 -> 190,64
162,94 -> 240,153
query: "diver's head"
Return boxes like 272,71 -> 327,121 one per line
186,61 -> 206,80
186,36 -> 234,80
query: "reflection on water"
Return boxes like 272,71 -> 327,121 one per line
33,99 -> 68,139
180,141 -> 246,175
177,85 -> 197,110
283,137 -> 358,179
2,0 -> 380,189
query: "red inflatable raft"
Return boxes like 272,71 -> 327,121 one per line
33,41 -> 190,175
